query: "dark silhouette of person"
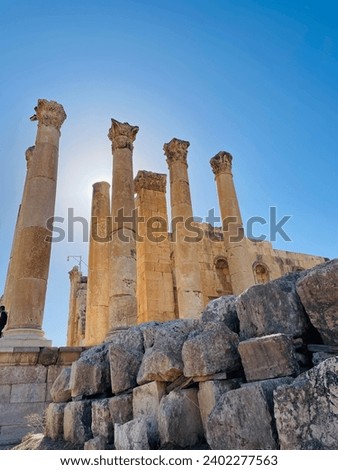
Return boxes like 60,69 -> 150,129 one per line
0,305 -> 8,338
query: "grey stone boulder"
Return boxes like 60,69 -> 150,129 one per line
274,356 -> 338,449
108,394 -> 133,425
296,258 -> 338,345
91,398 -> 113,443
69,344 -> 110,399
137,320 -> 198,384
238,334 -> 299,382
108,327 -> 144,394
182,322 -> 240,377
63,400 -> 92,445
45,402 -> 67,440
50,367 -> 72,403
202,295 -> 239,333
206,377 -> 293,450
236,273 -> 310,340
158,388 -> 204,448
114,417 -> 151,450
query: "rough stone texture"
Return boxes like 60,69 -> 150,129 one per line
202,295 -> 239,333
114,417 -> 150,450
91,399 -> 113,442
238,334 -> 299,382
312,352 -> 335,366
182,322 -> 240,377
158,388 -> 204,448
50,367 -> 71,403
236,273 -> 310,340
108,327 -> 144,394
45,402 -> 67,440
133,381 -> 166,445
198,380 -> 239,440
0,365 -> 47,385
108,394 -> 133,425
137,320 -> 198,384
63,401 -> 92,445
70,344 -> 110,399
84,436 -> 110,450
207,378 -> 292,450
296,259 -> 338,346
10,382 -> 47,403
274,356 -> 338,449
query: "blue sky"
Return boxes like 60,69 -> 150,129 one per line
1,0 -> 337,346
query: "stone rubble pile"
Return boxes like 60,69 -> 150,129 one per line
45,259 -> 338,450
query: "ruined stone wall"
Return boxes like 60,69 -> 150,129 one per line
0,347 -> 85,447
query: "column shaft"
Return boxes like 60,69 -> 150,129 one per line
164,138 -> 203,318
85,181 -> 110,345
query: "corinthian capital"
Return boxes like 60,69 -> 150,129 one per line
25,146 -> 35,170
134,170 -> 167,193
210,151 -> 233,176
108,119 -> 139,151
30,99 -> 67,131
163,138 -> 190,166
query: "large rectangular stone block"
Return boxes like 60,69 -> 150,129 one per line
91,399 -> 113,442
114,418 -> 150,450
238,334 -> 300,382
0,402 -> 47,426
10,383 -> 47,403
0,424 -> 31,446
108,394 -> 133,425
63,400 -> 92,444
0,365 -> 47,385
45,402 -> 67,440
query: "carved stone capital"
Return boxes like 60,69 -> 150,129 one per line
163,138 -> 190,167
30,99 -> 67,131
210,151 -> 233,176
134,170 -> 167,193
25,146 -> 35,170
108,119 -> 139,152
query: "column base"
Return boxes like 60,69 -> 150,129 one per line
0,328 -> 52,348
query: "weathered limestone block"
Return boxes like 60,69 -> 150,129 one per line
137,320 -> 198,384
202,295 -> 239,333
158,388 -> 204,448
91,398 -> 113,442
108,327 -> 144,394
38,347 -> 59,366
45,402 -> 67,440
238,334 -> 299,382
50,367 -> 71,403
182,322 -> 240,377
133,381 -> 166,445
84,436 -> 110,450
0,385 -> 11,403
64,400 -> 92,445
274,356 -> 338,449
10,382 -> 47,403
236,273 -> 309,340
296,259 -> 338,345
70,344 -> 110,399
114,417 -> 150,450
108,394 -> 133,425
206,378 -> 292,450
0,402 -> 46,427
198,380 -> 239,439
0,365 -> 47,385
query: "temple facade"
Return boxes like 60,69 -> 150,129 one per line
0,102 -> 327,349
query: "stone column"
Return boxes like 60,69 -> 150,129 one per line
85,181 -> 111,346
107,119 -> 139,332
210,151 -> 255,294
1,99 -> 66,347
3,146 -> 35,312
164,138 -> 203,318
135,170 -> 176,323
67,267 -> 87,347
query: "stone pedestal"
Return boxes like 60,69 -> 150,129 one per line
210,151 -> 255,295
85,182 -> 110,345
0,99 -> 66,348
135,171 -> 176,323
164,138 -> 203,318
107,119 -> 139,331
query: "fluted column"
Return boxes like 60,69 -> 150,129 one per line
164,138 -> 203,318
3,146 -> 35,312
1,99 -> 66,347
85,181 -> 111,345
107,119 -> 139,332
210,151 -> 255,294
135,170 -> 175,323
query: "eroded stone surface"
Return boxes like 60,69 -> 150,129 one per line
50,367 -> 71,403
114,417 -> 150,450
45,402 -> 67,440
63,401 -> 92,444
202,295 -> 239,333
